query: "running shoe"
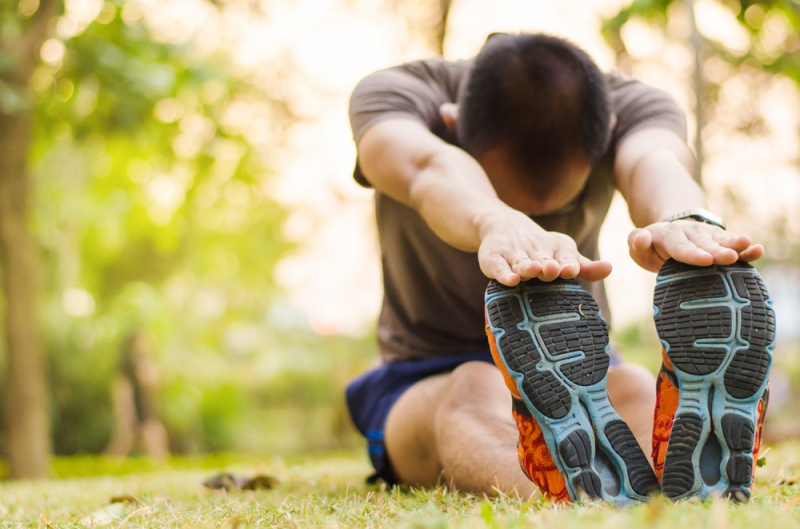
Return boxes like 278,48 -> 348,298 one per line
651,349 -> 681,482
485,278 -> 659,505
652,259 -> 775,502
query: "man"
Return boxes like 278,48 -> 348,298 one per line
344,33 -> 773,504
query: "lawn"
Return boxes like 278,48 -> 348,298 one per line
6,443 -> 800,528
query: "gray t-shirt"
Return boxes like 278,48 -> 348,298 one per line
350,58 -> 686,362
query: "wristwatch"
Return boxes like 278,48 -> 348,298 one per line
661,208 -> 726,230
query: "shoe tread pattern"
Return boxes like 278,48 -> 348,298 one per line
655,259 -> 775,502
488,278 -> 655,504
529,289 -> 610,387
724,273 -> 775,398
559,430 -> 603,499
605,420 -> 659,496
661,413 -> 704,498
653,273 -> 731,375
486,295 -> 572,420
721,414 -> 755,494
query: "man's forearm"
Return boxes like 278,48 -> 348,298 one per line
357,118 -> 612,284
616,129 -> 705,227
408,146 -> 537,252
616,127 -> 763,270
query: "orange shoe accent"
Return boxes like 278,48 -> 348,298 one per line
661,347 -> 674,371
652,358 -> 680,483
752,388 -> 769,481
512,408 -> 570,503
485,313 -> 521,399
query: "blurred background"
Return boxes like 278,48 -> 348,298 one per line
1,0 -> 800,478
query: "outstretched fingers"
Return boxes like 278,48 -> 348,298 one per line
629,221 -> 765,272
628,228 -> 664,272
737,244 -> 764,262
656,227 -> 714,266
481,254 -> 521,287
576,256 -> 612,282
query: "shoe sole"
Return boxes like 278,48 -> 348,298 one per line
485,278 -> 659,505
654,259 -> 775,501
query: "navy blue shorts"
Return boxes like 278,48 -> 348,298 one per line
345,349 -> 622,485
345,350 -> 496,485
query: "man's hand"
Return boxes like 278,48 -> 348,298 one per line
478,210 -> 612,286
628,220 -> 764,272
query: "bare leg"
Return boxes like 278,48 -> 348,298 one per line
384,361 -> 534,497
384,361 -> 656,494
607,363 -> 656,458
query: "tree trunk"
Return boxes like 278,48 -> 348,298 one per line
0,108 -> 51,479
686,0 -> 704,184
433,0 -> 453,56
0,0 -> 58,480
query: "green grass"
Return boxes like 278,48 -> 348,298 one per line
7,443 -> 800,527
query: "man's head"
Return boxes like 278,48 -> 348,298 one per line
449,33 -> 611,215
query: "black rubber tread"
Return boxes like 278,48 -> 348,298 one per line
662,413 -> 704,498
724,348 -> 771,399
486,279 -> 513,297
559,429 -> 593,468
519,372 -> 572,420
560,430 -> 603,499
654,261 -> 732,375
604,420 -> 660,496
527,287 -> 610,387
654,260 -> 774,501
724,488 -> 751,502
486,295 -> 572,420
572,471 -> 603,499
659,258 -> 701,276
726,455 -> 753,484
654,266 -> 732,374
487,294 -> 526,331
721,414 -> 755,451
721,414 -> 755,487
723,272 -> 775,399
525,284 -> 596,318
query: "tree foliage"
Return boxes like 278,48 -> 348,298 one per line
604,1 -> 800,75
602,0 -> 800,264
1,0 -> 298,456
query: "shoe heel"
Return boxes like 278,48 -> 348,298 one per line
654,259 -> 776,501
486,278 -> 658,505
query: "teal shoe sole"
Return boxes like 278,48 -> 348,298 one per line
654,259 -> 775,501
485,278 -> 658,505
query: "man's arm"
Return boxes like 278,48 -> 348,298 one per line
614,127 -> 764,272
357,118 -> 612,285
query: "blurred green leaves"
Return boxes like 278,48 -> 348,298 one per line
0,0 -> 308,456
602,1 -> 800,80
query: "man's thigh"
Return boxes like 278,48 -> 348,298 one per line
383,361 -> 512,487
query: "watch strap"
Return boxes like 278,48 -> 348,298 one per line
662,208 -> 726,230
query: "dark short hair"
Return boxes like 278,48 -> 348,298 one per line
457,33 -> 611,179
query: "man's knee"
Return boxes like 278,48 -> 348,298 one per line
438,361 -> 507,417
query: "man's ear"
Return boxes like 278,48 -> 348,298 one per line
439,103 -> 458,130
485,32 -> 506,43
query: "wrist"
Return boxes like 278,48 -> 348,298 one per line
474,206 -> 543,242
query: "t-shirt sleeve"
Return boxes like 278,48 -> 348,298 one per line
349,67 -> 445,187
607,73 -> 687,145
